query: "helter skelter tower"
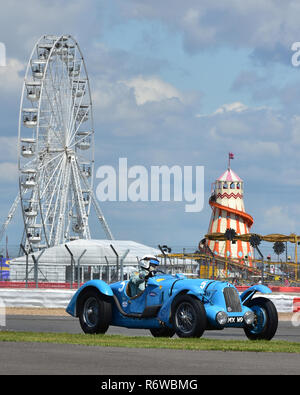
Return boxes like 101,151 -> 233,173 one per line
207,153 -> 254,264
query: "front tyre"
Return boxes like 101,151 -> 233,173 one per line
243,297 -> 278,340
172,295 -> 207,338
78,289 -> 112,334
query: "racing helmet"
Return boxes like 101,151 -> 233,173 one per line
139,255 -> 160,270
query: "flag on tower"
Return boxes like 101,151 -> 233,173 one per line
228,152 -> 234,169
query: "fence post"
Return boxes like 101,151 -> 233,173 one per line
31,249 -> 45,288
104,256 -> 110,282
295,236 -> 298,282
77,249 -> 87,288
65,244 -> 75,289
158,245 -> 167,271
255,246 -> 264,284
20,244 -> 29,288
120,249 -> 130,281
203,240 -> 215,280
110,244 -> 119,281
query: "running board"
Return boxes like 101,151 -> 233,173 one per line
140,304 -> 162,318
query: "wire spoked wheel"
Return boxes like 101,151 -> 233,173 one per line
172,295 -> 207,338
175,302 -> 196,333
83,296 -> 100,328
78,289 -> 112,334
17,34 -> 113,252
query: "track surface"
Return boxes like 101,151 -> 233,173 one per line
1,341 -> 300,375
3,315 -> 300,342
0,315 -> 300,375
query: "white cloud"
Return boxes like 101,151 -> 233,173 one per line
263,205 -> 298,233
0,0 -> 100,59
239,140 -> 280,157
0,162 -> 18,182
90,75 -> 191,138
209,119 -> 250,140
0,58 -> 24,94
196,102 -> 248,118
291,116 -> 300,145
116,0 -> 299,63
213,102 -> 248,115
0,137 -> 17,161
121,76 -> 183,105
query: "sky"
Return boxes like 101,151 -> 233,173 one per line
1,0 -> 300,256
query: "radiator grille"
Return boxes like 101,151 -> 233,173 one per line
223,287 -> 242,312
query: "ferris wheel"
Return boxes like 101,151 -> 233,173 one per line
15,34 -> 113,251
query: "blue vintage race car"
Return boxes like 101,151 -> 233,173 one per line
66,271 -> 278,340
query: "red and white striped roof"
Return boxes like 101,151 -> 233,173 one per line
217,168 -> 242,182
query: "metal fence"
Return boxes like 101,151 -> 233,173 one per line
0,244 -> 299,289
176,253 -> 300,287
0,259 -> 198,289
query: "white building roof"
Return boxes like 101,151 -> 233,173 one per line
11,239 -> 161,266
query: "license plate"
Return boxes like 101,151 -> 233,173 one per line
227,316 -> 243,324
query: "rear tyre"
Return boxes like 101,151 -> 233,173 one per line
172,295 -> 207,338
149,327 -> 175,338
243,297 -> 278,340
78,289 -> 112,334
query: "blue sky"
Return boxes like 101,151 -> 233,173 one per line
1,1 -> 300,257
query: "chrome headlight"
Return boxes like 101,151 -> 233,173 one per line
216,311 -> 228,326
244,310 -> 255,326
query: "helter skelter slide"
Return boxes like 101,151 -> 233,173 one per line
207,153 -> 254,265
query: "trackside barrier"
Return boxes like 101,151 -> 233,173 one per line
236,286 -> 300,293
1,281 -> 300,293
0,281 -> 84,289
264,286 -> 300,293
0,288 -> 299,312
252,294 -> 295,313
293,298 -> 300,313
0,288 -> 75,308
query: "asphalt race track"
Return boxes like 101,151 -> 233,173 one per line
0,315 -> 300,375
1,341 -> 300,375
4,314 -> 300,341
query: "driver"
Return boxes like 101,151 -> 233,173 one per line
128,255 -> 160,297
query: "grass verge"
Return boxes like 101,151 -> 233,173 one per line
0,331 -> 299,353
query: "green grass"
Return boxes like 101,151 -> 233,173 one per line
0,331 -> 299,353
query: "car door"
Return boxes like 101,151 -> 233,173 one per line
145,281 -> 163,307
127,278 -> 163,314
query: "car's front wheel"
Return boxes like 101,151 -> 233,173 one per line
243,297 -> 278,340
78,289 -> 112,334
172,295 -> 207,338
